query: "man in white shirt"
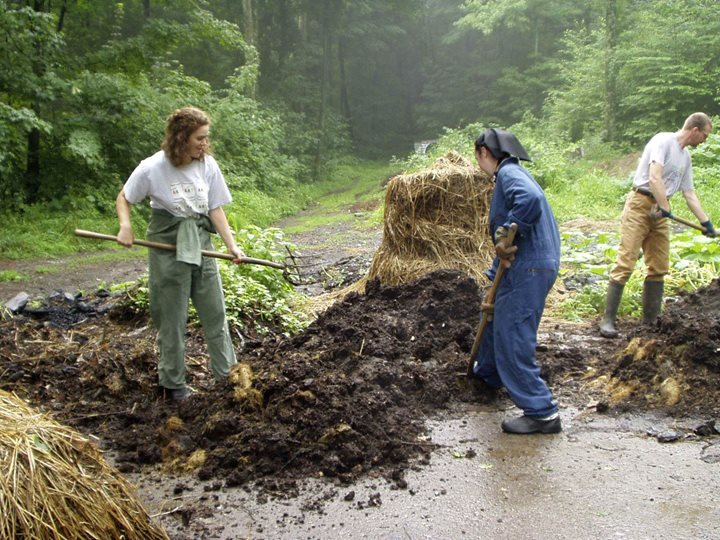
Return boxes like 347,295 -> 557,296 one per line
599,112 -> 715,338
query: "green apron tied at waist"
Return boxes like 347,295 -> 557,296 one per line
147,209 -> 216,267
145,208 -> 236,388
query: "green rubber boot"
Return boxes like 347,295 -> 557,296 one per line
643,280 -> 664,325
599,281 -> 624,338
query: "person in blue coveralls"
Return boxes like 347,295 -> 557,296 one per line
471,128 -> 562,434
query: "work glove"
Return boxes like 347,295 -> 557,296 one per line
494,226 -> 517,267
701,220 -> 717,238
649,204 -> 673,221
480,302 -> 494,315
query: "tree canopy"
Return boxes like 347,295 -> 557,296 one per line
1,0 -> 719,210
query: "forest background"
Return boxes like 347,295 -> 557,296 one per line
2,0 -> 720,326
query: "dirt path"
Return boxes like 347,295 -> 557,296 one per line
0,250 -> 148,303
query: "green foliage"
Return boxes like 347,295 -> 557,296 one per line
116,275 -> 151,317
0,4 -> 66,198
691,125 -> 720,171
510,119 -> 583,189
558,229 -> 720,321
546,169 -> 628,223
119,226 -> 310,335
543,26 -> 606,141
211,95 -> 302,193
396,117 -> 588,192
544,0 -> 720,145
616,1 -> 720,142
0,270 -> 24,283
0,104 -> 52,202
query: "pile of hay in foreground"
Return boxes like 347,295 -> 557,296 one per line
0,390 -> 168,540
367,151 -> 495,286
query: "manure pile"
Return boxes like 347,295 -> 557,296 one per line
125,270 -> 486,487
596,278 -> 720,415
0,271 -> 487,489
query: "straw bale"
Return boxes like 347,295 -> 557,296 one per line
367,151 -> 495,286
0,390 -> 168,540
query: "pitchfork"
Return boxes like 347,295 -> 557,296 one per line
74,229 -> 320,285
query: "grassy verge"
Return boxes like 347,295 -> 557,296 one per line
0,159 -> 394,261
277,160 -> 393,234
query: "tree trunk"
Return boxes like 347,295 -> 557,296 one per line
338,36 -> 353,143
143,0 -> 151,19
604,0 -> 619,142
242,0 -> 257,98
242,0 -> 255,45
57,0 -> 68,31
26,0 -> 46,204
25,127 -> 41,203
313,19 -> 332,181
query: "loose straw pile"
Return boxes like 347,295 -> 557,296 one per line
0,390 -> 168,540
366,151 -> 495,286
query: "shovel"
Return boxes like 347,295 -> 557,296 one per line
466,223 -> 518,378
74,229 -> 318,285
666,214 -> 710,234
647,203 -> 713,235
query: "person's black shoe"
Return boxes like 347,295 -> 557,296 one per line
160,386 -> 194,401
501,414 -> 562,434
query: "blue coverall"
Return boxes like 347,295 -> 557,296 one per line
473,158 -> 561,418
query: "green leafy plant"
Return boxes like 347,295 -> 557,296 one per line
558,229 -> 720,320
118,226 -> 309,336
219,225 -> 311,335
0,270 -> 24,283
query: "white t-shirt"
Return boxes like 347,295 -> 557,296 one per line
633,132 -> 693,197
123,151 -> 232,217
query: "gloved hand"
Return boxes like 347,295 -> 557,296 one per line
701,220 -> 717,238
494,226 -> 517,268
496,237 -> 517,259
649,204 -> 673,221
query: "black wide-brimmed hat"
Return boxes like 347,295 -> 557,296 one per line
475,128 -> 531,161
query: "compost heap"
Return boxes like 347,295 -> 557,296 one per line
366,151 -> 495,286
2,272 -> 720,492
0,270 -> 486,490
599,278 -> 720,415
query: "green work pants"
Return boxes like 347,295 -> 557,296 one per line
147,213 -> 236,389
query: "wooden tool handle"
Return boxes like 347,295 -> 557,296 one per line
466,223 -> 519,377
667,214 -> 706,233
73,229 -> 284,269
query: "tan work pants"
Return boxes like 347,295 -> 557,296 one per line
609,191 -> 670,284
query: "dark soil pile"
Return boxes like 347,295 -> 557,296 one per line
2,271 -> 720,495
0,270 -> 488,492
602,279 -> 720,415
184,270 -> 482,488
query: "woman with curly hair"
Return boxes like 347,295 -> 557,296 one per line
115,106 -> 243,400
